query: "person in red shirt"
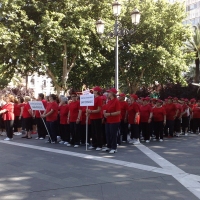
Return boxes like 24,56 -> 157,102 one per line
128,94 -> 140,145
181,99 -> 190,136
35,93 -> 47,140
173,97 -> 183,137
41,94 -> 58,143
191,100 -> 200,134
67,92 -> 82,147
164,96 -> 178,137
13,97 -> 23,135
21,96 -> 33,139
58,97 -> 70,144
87,86 -> 103,151
102,88 -> 121,154
189,98 -> 196,133
140,97 -> 152,143
118,93 -> 128,142
101,95 -> 107,145
152,100 -> 166,141
0,95 -> 15,141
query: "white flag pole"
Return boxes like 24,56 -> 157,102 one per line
86,106 -> 88,151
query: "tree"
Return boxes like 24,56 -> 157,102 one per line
186,24 -> 200,83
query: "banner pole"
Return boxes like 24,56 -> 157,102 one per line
86,106 -> 88,151
39,110 -> 52,143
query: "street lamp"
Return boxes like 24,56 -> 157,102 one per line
96,1 -> 141,91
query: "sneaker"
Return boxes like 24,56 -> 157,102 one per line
128,140 -> 134,144
96,147 -> 102,151
159,139 -> 163,142
88,146 -> 95,150
45,140 -> 50,143
133,140 -> 140,145
51,141 -> 56,144
122,141 -> 127,143
109,149 -> 117,154
59,141 -> 65,144
39,137 -> 44,140
1,132 -> 6,136
66,144 -> 72,147
4,137 -> 12,141
64,142 -> 69,145
74,145 -> 79,148
145,140 -> 150,143
102,147 -> 110,152
185,133 -> 188,136
35,137 -> 39,140
153,138 -> 158,141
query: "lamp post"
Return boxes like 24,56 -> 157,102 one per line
96,1 -> 141,91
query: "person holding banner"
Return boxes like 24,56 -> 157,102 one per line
67,92 -> 82,148
41,94 -> 58,143
102,88 -> 121,154
35,93 -> 47,140
87,86 -> 103,151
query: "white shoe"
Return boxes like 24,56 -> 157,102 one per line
35,137 -> 39,140
88,146 -> 95,150
59,141 -> 65,144
1,132 -> 6,136
159,139 -> 163,142
145,140 -> 150,143
102,147 -> 110,152
13,132 -> 19,135
109,149 -> 117,154
185,133 -> 188,136
74,145 -> 79,148
57,136 -> 61,139
133,140 -> 140,145
4,137 -> 12,141
45,140 -> 50,143
122,141 -> 126,143
128,140 -> 134,144
39,137 -> 44,140
66,144 -> 71,147
64,142 -> 69,145
96,147 -> 102,151
153,138 -> 158,141
51,141 -> 56,144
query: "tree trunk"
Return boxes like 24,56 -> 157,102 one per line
194,52 -> 200,83
62,43 -> 67,90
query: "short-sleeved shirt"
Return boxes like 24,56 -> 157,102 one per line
89,96 -> 102,120
59,104 -> 69,124
14,103 -> 22,117
175,103 -> 183,118
105,98 -> 121,123
164,103 -> 177,120
22,103 -> 32,118
127,102 -> 140,124
35,100 -> 48,118
2,103 -> 14,121
152,106 -> 166,122
46,101 -> 58,122
140,104 -> 152,123
192,106 -> 200,118
69,101 -> 81,123
119,101 -> 128,120
182,104 -> 189,117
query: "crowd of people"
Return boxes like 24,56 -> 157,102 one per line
0,86 -> 199,154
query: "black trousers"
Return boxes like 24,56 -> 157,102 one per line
193,118 -> 200,133
154,121 -> 164,139
141,122 -> 150,140
105,123 -> 120,150
59,124 -> 70,142
14,116 -> 22,132
174,118 -> 181,133
80,124 -> 91,144
182,116 -> 189,133
190,118 -> 194,132
130,124 -> 139,139
5,120 -> 14,139
164,120 -> 174,137
46,121 -> 57,142
36,118 -> 47,138
91,119 -> 102,148
70,122 -> 80,145
120,120 -> 128,141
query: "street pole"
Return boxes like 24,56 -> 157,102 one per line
114,18 -> 119,91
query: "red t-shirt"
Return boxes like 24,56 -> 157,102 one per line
2,103 -> 14,121
89,96 -> 102,120
105,98 -> 121,123
22,103 -> 32,118
35,100 -> 47,118
46,101 -> 58,122
140,104 -> 152,123
152,106 -> 166,122
119,101 -> 128,120
193,106 -> 200,118
69,101 -> 81,123
59,104 -> 69,124
164,103 -> 177,120
175,103 -> 183,118
182,104 -> 189,117
14,103 -> 22,117
128,102 -> 140,124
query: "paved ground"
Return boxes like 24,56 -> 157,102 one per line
0,134 -> 199,200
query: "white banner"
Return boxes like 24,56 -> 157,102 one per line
29,101 -> 45,111
80,94 -> 94,106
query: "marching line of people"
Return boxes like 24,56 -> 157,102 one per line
0,87 -> 199,154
